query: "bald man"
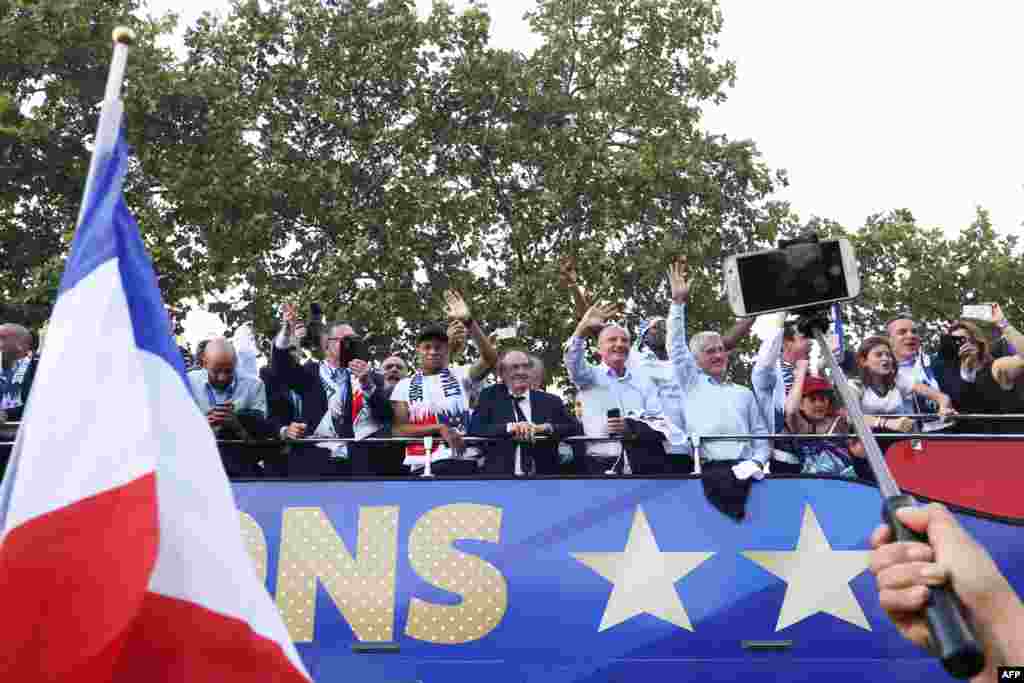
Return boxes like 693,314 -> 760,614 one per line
563,305 -> 680,475
187,337 -> 270,477
0,323 -> 37,423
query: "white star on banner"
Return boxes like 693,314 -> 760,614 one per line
571,506 -> 714,632
742,504 -> 872,631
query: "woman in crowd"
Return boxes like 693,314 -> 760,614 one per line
849,336 -> 956,480
853,336 -> 956,428
956,304 -> 1024,433
784,359 -> 860,478
933,319 -> 992,411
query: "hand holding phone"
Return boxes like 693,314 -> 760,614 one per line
961,304 -> 994,322
607,408 -> 625,435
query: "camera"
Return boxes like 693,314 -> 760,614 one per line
300,303 -> 324,351
939,334 -> 967,363
340,335 -> 370,364
724,237 -> 861,317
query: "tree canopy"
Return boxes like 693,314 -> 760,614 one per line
1,0 -> 1020,377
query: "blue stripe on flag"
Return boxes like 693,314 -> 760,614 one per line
59,129 -> 187,385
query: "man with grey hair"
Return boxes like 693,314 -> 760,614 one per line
187,336 -> 270,477
563,303 -> 683,474
667,258 -> 769,517
0,323 -> 37,424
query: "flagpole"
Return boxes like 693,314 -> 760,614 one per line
105,27 -> 135,101
75,27 -> 135,229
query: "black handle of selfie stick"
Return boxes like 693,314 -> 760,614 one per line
798,309 -> 984,680
882,495 -> 985,679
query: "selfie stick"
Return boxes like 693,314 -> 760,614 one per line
797,308 -> 984,680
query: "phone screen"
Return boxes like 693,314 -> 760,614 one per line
736,240 -> 849,315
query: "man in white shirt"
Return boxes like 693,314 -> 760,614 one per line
187,337 -> 270,477
563,303 -> 683,474
391,291 -> 498,475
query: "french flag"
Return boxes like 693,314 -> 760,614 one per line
0,83 -> 310,680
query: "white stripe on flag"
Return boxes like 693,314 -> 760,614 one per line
1,261 -> 153,535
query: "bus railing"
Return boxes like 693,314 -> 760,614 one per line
3,423 -> 1021,477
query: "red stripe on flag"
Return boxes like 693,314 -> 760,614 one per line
113,591 -> 308,682
0,472 -> 158,679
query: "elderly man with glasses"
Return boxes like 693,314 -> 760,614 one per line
666,258 -> 770,519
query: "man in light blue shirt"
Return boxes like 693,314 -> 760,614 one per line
751,313 -> 811,474
187,337 -> 270,477
564,303 -> 686,474
666,259 -> 770,475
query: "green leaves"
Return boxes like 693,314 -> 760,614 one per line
10,0 -> 1010,387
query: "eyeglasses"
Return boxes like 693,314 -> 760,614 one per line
382,364 -> 405,371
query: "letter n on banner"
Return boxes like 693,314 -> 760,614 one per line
275,506 -> 399,642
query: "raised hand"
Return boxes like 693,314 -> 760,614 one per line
348,359 -> 371,388
444,290 -> 471,322
448,319 -> 467,356
959,341 -> 980,371
558,259 -> 579,288
576,301 -> 621,337
559,257 -> 593,319
668,258 -> 690,304
992,303 -> 1007,326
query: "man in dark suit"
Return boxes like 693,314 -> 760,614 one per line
0,323 -> 38,480
470,349 -> 581,475
270,303 -> 359,477
348,354 -> 409,476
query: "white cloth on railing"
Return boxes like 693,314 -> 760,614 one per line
731,459 -> 765,481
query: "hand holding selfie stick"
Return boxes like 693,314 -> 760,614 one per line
797,308 -> 984,680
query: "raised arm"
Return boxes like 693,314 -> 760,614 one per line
564,301 -> 621,390
752,313 -> 786,396
784,358 -> 810,432
992,356 -> 1024,390
911,382 -> 956,417
559,259 -> 593,322
271,302 -> 314,393
444,290 -> 498,382
722,316 -> 756,352
994,303 -> 1024,357
666,258 -> 700,390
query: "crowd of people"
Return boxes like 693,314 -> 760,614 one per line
2,261 -> 1023,483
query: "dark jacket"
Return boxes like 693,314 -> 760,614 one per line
2,356 -> 37,422
469,383 -> 581,475
270,346 -> 355,477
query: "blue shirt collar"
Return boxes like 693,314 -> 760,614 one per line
601,363 -> 632,381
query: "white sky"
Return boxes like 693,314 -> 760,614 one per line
147,0 -> 1024,238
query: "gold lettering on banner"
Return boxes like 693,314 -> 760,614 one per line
405,504 -> 507,644
239,511 -> 268,584
275,506 -> 399,643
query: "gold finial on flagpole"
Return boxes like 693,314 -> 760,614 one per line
112,26 -> 136,46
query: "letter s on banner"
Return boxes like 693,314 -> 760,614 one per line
405,504 -> 507,644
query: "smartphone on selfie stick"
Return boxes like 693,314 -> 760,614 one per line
725,235 -> 984,679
